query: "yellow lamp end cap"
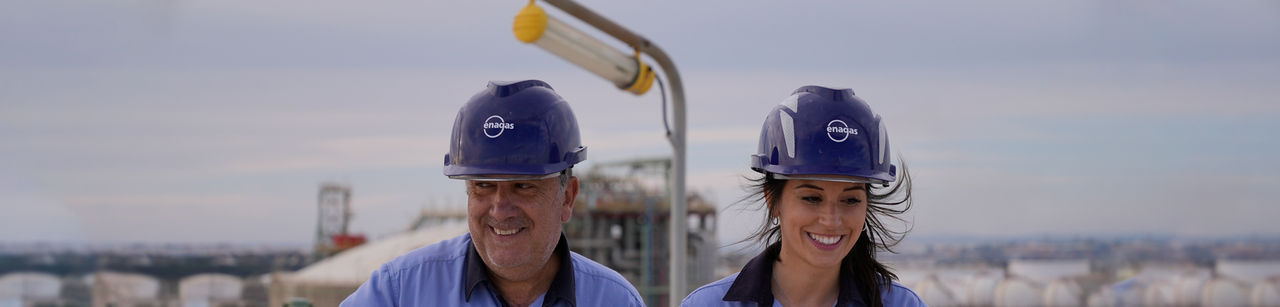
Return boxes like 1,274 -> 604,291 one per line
626,63 -> 656,96
513,3 -> 548,43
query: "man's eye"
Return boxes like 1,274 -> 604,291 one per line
474,182 -> 494,188
515,183 -> 536,189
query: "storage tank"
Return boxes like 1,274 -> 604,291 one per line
1251,278 -> 1280,307
961,273 -> 1002,306
1043,278 -> 1082,306
271,221 -> 469,306
1201,277 -> 1250,307
994,277 -> 1041,307
1087,278 -> 1144,307
179,273 -> 244,306
0,272 -> 61,303
92,271 -> 161,306
1141,279 -> 1177,306
1172,271 -> 1210,305
912,275 -> 957,306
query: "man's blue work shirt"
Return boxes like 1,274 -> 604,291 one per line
341,232 -> 643,307
681,243 -> 926,307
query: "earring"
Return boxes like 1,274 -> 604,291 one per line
770,217 -> 780,226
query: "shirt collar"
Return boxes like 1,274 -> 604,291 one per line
465,233 -> 577,307
722,242 -> 866,306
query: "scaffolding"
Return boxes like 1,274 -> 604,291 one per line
565,158 -> 717,307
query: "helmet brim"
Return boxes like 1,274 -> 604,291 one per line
771,173 -> 885,185
446,172 -> 562,181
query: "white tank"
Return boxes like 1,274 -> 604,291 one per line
1086,290 -> 1112,307
0,272 -> 61,300
1201,278 -> 1250,307
1172,271 -> 1210,305
1043,278 -> 1082,306
1142,279 -> 1178,306
1251,279 -> 1280,307
961,273 -> 1002,306
994,277 -> 1041,307
94,272 -> 160,300
179,273 -> 243,301
289,221 -> 469,286
1086,279 -> 1144,307
913,275 -> 957,306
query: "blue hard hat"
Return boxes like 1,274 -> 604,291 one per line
443,80 -> 587,180
751,85 -> 897,184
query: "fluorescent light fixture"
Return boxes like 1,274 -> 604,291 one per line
514,3 -> 654,95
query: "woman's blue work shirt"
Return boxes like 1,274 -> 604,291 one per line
681,243 -> 926,307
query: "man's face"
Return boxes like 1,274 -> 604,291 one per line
467,175 -> 577,279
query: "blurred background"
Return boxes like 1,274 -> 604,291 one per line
3,1 -> 1278,306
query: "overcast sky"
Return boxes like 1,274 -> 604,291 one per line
3,1 -> 1278,246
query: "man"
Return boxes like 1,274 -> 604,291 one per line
341,80 -> 644,307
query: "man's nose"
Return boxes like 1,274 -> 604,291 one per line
487,184 -> 520,218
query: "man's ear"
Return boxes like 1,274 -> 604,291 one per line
561,177 -> 578,223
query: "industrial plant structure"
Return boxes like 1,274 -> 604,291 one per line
564,158 -> 718,306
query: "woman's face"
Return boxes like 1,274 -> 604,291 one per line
773,177 -> 868,270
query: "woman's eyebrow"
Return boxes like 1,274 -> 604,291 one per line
794,183 -> 866,191
794,184 -> 823,191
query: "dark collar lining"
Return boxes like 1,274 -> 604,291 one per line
464,233 -> 577,307
722,242 -> 866,306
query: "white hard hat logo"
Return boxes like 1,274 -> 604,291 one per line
826,119 -> 858,143
483,115 -> 515,138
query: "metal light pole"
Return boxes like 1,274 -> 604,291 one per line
513,1 -> 689,304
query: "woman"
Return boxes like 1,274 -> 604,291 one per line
682,86 -> 925,307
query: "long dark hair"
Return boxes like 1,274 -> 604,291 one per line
741,163 -> 913,307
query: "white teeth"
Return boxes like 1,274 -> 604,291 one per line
808,232 -> 842,245
494,227 -> 520,235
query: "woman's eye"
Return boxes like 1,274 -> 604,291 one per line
844,198 -> 863,206
801,196 -> 822,203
